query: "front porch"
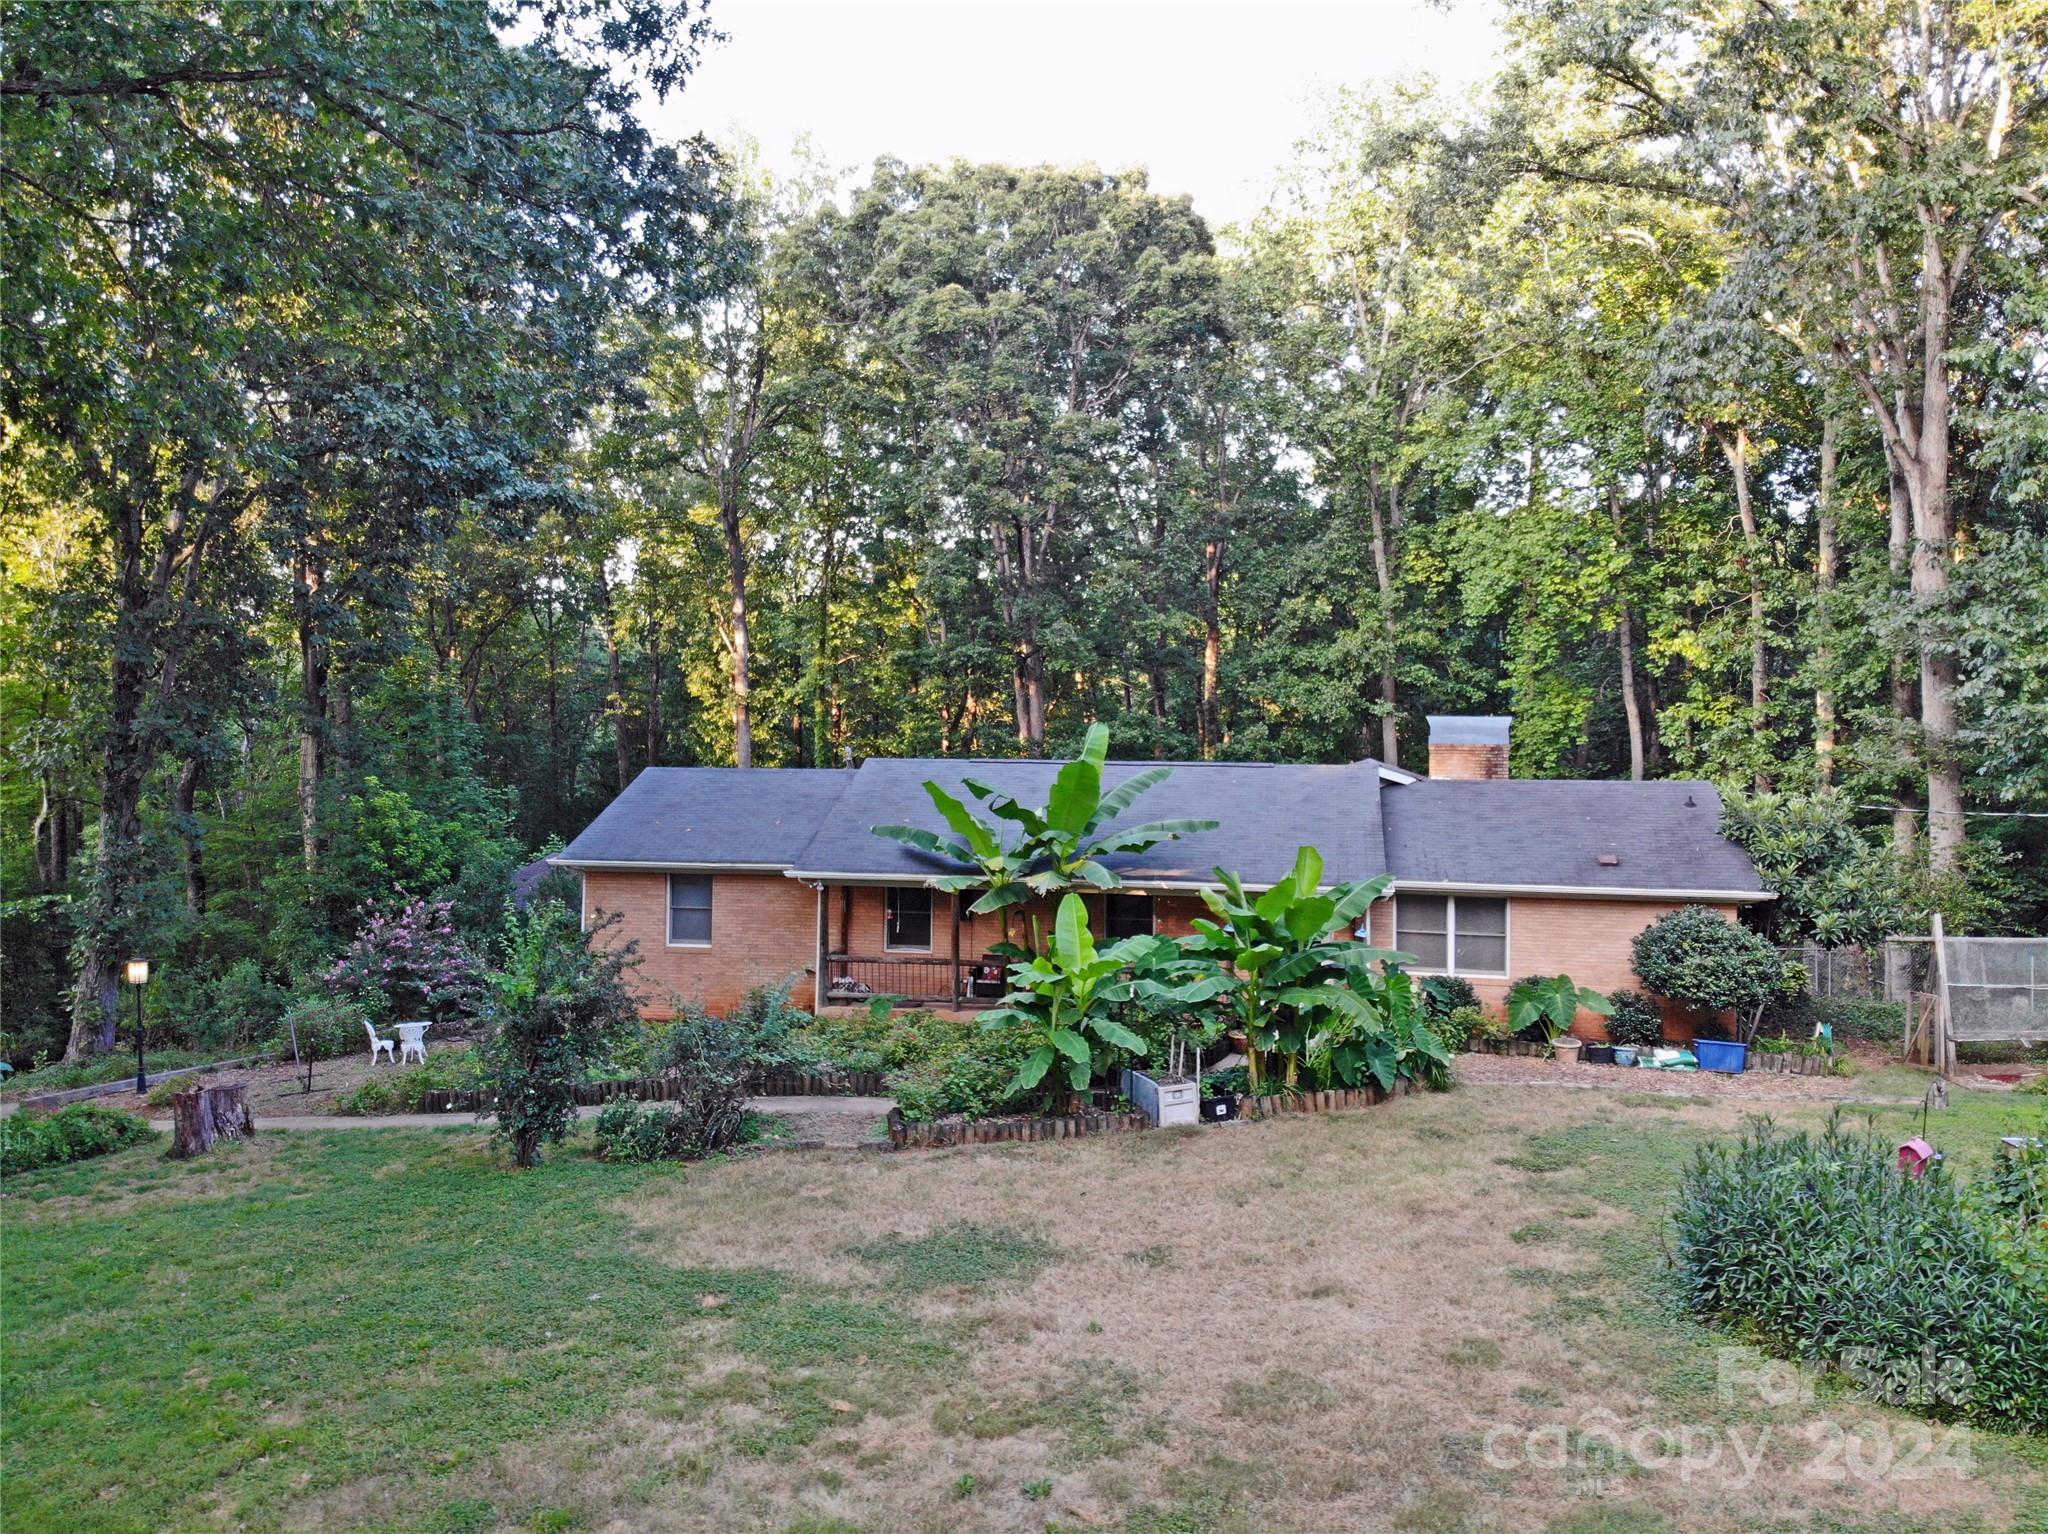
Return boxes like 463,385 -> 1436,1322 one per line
820,953 -> 1008,1008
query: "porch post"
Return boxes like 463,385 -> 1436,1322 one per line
950,887 -> 962,1007
813,884 -> 828,1012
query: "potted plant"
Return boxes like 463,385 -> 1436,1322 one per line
1583,1039 -> 1615,1066
1507,975 -> 1612,1065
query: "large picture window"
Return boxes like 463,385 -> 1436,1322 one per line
885,887 -> 933,950
1394,894 -> 1508,976
667,873 -> 713,946
1104,892 -> 1154,940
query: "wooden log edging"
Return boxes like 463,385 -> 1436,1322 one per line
1749,1052 -> 1830,1076
1238,1078 -> 1419,1117
751,1067 -> 889,1097
885,1106 -> 1151,1149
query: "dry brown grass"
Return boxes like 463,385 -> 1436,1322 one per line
376,1086 -> 2038,1534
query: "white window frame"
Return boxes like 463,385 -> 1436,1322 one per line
883,886 -> 934,952
666,873 -> 714,949
1394,893 -> 1510,978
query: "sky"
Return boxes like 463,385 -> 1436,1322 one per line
644,0 -> 1506,230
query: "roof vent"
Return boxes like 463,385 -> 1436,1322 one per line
1426,715 -> 1511,780
1684,793 -> 1697,807
1597,853 -> 1620,867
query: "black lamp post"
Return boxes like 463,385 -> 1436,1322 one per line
125,957 -> 150,1094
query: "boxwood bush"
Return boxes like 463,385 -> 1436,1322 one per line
1,1103 -> 157,1176
1604,989 -> 1666,1049
1674,1114 -> 2048,1431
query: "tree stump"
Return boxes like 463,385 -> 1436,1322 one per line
168,1083 -> 255,1159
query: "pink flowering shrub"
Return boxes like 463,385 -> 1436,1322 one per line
325,898 -> 487,1025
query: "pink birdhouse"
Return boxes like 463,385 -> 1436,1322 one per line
1897,1138 -> 1938,1178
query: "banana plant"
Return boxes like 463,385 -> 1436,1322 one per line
1179,846 -> 1404,1093
1281,963 -> 1453,1092
978,893 -> 1219,1114
872,723 -> 1217,943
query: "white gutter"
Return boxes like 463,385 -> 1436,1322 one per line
551,858 -> 793,873
778,868 -> 1773,903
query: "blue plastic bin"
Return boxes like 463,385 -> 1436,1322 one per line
1694,1038 -> 1749,1074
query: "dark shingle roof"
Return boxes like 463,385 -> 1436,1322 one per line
554,767 -> 856,867
552,758 -> 1770,899
1379,779 -> 1767,895
788,758 -> 1387,887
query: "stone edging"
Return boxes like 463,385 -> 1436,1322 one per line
885,1106 -> 1150,1148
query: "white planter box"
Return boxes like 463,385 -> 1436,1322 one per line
1122,1068 -> 1199,1127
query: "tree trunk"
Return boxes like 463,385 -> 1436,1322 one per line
645,625 -> 663,768
1714,427 -> 1769,789
168,1083 -> 255,1159
720,497 -> 754,768
1813,417 -> 1840,786
1364,476 -> 1399,769
1906,242 -> 1964,875
175,755 -> 206,917
295,554 -> 327,875
1887,467 -> 1919,857
1200,536 -> 1223,759
1608,490 -> 1645,782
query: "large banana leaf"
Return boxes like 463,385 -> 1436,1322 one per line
1045,724 -> 1110,835
1084,817 -> 1219,855
871,823 -> 971,864
923,780 -> 1001,859
1089,765 -> 1173,828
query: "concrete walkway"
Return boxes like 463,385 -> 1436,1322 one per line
142,1094 -> 896,1134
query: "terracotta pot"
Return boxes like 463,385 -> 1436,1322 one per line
1552,1037 -> 1583,1065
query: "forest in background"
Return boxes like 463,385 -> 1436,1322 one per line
3,0 -> 2045,1066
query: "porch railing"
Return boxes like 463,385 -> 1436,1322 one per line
822,953 -> 1010,1008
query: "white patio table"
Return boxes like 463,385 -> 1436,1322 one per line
394,1019 -> 431,1065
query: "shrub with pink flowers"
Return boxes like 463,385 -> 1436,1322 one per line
324,898 -> 487,1025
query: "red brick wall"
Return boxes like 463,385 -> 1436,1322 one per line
1427,742 -> 1510,780
582,870 -> 817,1019
1374,893 -> 1736,1040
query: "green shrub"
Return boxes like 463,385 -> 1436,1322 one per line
1604,989 -> 1664,1049
888,1032 -> 1032,1122
274,994 -> 374,1062
1762,990 -> 1905,1045
1,1103 -> 157,1176
800,1009 -> 1034,1123
1631,905 -> 1791,1040
1418,975 -> 1480,1022
656,1004 -> 763,1153
1674,1114 -> 2048,1431
1433,1005 -> 1482,1054
203,960 -> 288,1051
333,1049 -> 483,1115
796,1008 -> 976,1075
482,902 -> 642,1168
592,1099 -> 695,1163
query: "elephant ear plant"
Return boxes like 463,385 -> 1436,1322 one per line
1506,975 -> 1613,1050
978,894 -> 1220,1115
871,723 -> 1218,945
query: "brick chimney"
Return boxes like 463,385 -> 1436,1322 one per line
1426,715 -> 1511,780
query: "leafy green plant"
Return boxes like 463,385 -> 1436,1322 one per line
1631,905 -> 1792,1044
655,1002 -> 767,1154
871,723 -> 1216,938
479,901 -> 641,1168
1433,1005 -> 1482,1054
1,1103 -> 156,1176
1284,963 -> 1454,1092
1418,974 -> 1479,1022
1603,989 -> 1665,1050
273,993 -> 375,1063
591,1099 -> 695,1164
1675,1114 -> 2047,1431
977,894 -> 1208,1113
333,1049 -> 483,1115
1505,975 -> 1612,1045
1181,847 -> 1398,1092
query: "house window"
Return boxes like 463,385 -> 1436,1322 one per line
667,873 -> 713,946
1395,894 -> 1508,976
1104,892 -> 1154,940
885,887 -> 933,951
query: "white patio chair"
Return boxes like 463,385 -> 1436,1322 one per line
364,1021 -> 396,1064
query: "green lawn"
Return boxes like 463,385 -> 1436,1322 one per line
4,1083 -> 2043,1534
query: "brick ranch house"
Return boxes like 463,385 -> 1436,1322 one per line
551,716 -> 1774,1040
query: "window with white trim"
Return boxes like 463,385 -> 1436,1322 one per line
1395,894 -> 1508,976
885,887 -> 933,950
667,873 -> 713,946
1104,892 -> 1154,940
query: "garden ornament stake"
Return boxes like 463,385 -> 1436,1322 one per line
125,957 -> 150,1094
